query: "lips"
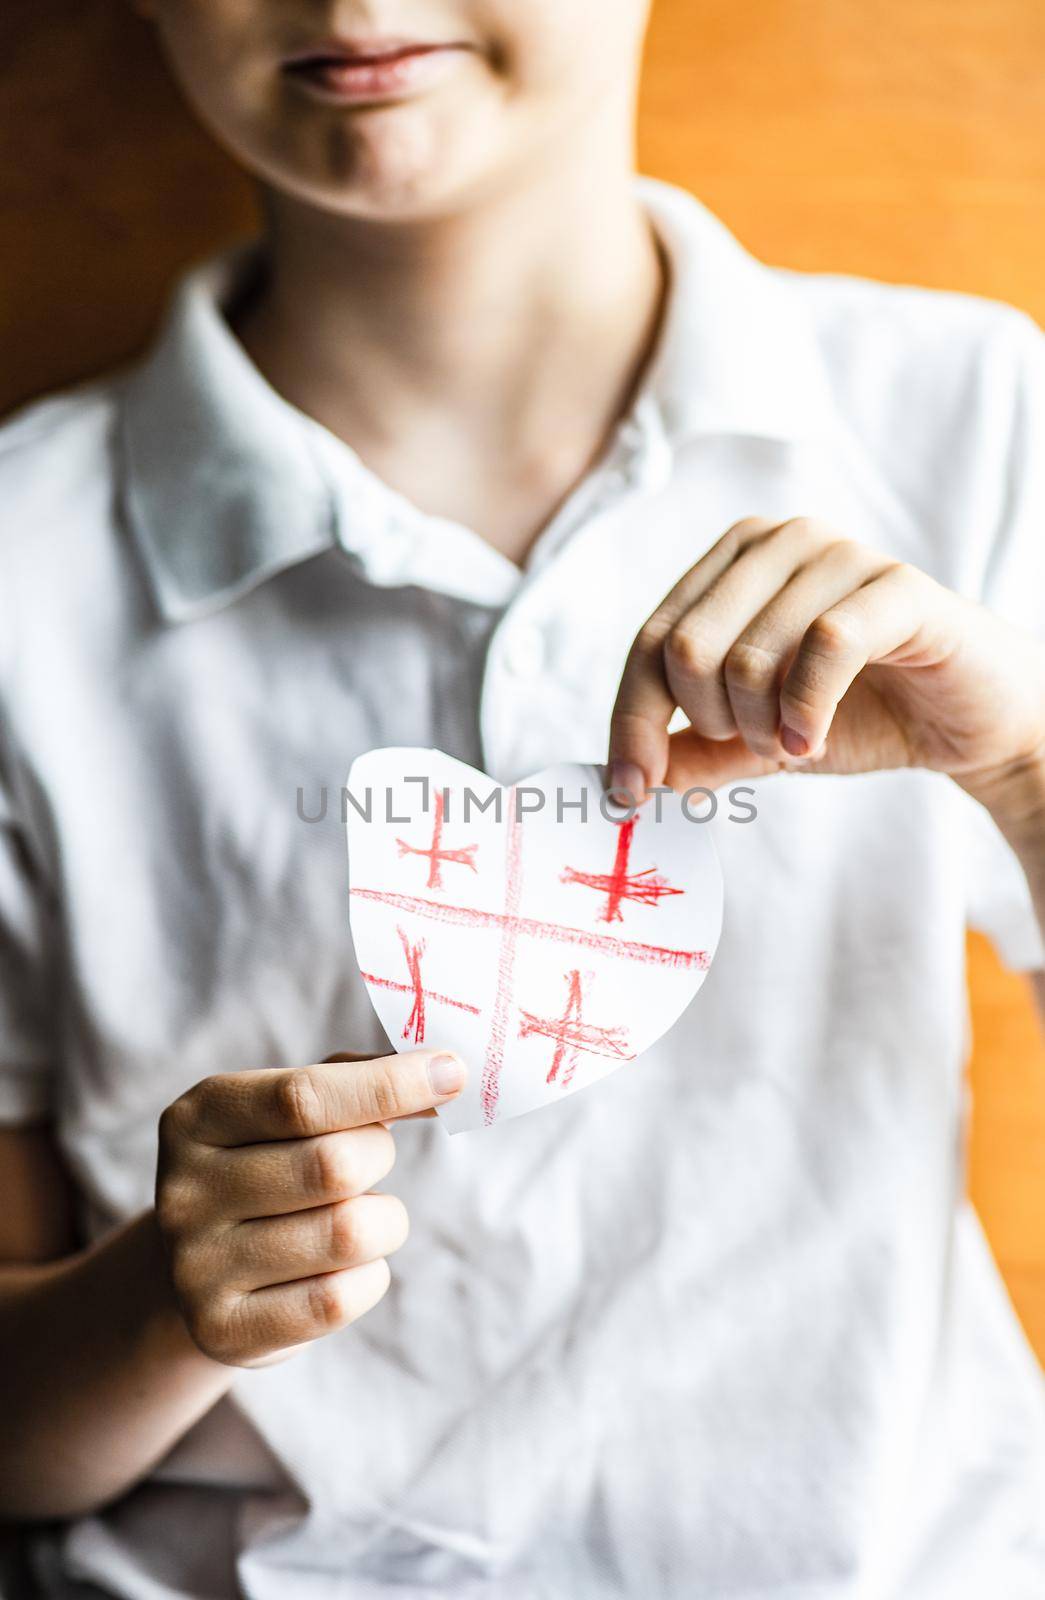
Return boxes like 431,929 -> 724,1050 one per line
282,38 -> 470,101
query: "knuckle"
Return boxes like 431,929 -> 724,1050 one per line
189,1298 -> 241,1365
278,1068 -> 326,1137
157,1097 -> 189,1149
307,1273 -> 348,1331
725,516 -> 771,551
329,1199 -> 362,1262
169,1243 -> 225,1346
184,1300 -> 225,1359
887,559 -> 926,593
820,536 -> 861,567
780,514 -> 829,548
181,1074 -> 238,1136
807,612 -> 860,659
155,1174 -> 197,1237
187,1074 -> 226,1116
665,624 -> 719,683
308,1136 -> 355,1200
635,616 -> 673,659
724,639 -> 777,694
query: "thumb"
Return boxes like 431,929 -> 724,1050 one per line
664,730 -> 790,794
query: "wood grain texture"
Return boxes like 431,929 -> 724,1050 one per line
0,1 -> 1042,1358
637,0 -> 1045,1364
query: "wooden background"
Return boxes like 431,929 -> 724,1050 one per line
1,0 -> 1043,1358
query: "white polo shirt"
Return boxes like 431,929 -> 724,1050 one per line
3,180 -> 1044,1600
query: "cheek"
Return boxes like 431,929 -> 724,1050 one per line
485,0 -> 595,85
149,2 -> 274,137
483,0 -> 646,75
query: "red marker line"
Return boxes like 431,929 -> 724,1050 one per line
359,925 -> 480,1045
480,790 -> 524,1126
396,788 -> 478,891
519,1014 -> 633,1060
400,928 -> 427,1042
561,816 -> 684,923
351,887 -> 710,971
518,968 -> 633,1089
358,970 -> 480,1014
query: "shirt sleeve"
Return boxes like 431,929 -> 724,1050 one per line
963,307 -> 1045,972
0,719 -> 59,1124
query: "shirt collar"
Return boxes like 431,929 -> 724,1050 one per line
119,253 -> 338,624
119,181 -> 840,625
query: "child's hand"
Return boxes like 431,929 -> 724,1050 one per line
608,516 -> 1045,816
154,1049 -> 465,1367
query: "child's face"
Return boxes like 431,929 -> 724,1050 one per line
141,1 -> 651,218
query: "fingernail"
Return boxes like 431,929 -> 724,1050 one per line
780,725 -> 809,758
427,1052 -> 465,1098
607,761 -> 646,808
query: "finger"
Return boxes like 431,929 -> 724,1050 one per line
229,1193 -> 409,1291
205,1124 -> 397,1220
723,541 -> 890,757
179,1049 -> 466,1147
778,563 -> 944,755
608,517 -> 781,802
663,730 -> 781,795
221,1260 -> 393,1365
322,1052 -> 437,1128
662,517 -> 831,747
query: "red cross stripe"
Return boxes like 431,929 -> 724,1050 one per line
353,787 -> 709,1126
518,968 -> 633,1088
350,887 -> 710,971
561,816 -> 684,923
396,789 -> 478,891
358,924 -> 480,1044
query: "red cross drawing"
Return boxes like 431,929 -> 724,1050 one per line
358,924 -> 480,1044
396,789 -> 478,891
519,968 -> 633,1088
560,816 -> 684,923
353,787 -> 709,1126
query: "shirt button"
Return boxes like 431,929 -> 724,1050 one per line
502,623 -> 546,679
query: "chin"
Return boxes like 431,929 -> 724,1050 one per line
274,162 -> 477,223
248,90 -> 510,221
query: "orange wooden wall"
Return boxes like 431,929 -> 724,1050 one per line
1,1 -> 1043,1358
638,0 -> 1045,1362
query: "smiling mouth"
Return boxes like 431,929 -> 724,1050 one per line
281,39 -> 472,101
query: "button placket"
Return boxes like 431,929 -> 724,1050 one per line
502,621 -> 547,681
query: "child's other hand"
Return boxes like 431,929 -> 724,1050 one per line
608,516 -> 1045,815
154,1048 -> 465,1367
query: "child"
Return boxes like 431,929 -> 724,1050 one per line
1,2 -> 1043,1596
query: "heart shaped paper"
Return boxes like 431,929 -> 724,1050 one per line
346,749 -> 723,1134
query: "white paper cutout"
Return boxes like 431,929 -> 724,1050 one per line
346,749 -> 723,1134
